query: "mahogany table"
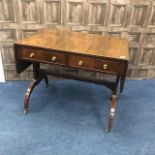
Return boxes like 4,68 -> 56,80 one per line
14,28 -> 129,132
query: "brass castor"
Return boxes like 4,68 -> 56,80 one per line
24,108 -> 28,114
105,129 -> 111,132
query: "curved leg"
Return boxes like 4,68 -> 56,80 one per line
106,75 -> 120,132
24,80 -> 37,113
105,95 -> 117,132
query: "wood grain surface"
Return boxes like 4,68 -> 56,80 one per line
16,29 -> 129,60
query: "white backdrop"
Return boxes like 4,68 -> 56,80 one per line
0,52 -> 5,82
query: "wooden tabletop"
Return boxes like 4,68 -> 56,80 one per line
16,28 -> 129,61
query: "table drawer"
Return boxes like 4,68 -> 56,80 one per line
18,47 -> 66,65
69,55 -> 125,75
95,59 -> 125,75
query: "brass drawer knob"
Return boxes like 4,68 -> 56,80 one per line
29,52 -> 35,58
51,56 -> 57,61
78,60 -> 83,66
103,64 -> 108,70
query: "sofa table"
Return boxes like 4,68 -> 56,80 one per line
14,28 -> 129,132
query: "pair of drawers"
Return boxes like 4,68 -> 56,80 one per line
17,47 -> 125,75
17,47 -> 66,65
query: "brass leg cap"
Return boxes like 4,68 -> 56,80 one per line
24,108 -> 28,114
105,129 -> 111,132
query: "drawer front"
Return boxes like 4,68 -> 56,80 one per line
69,55 -> 125,75
69,55 -> 96,69
18,47 -> 66,65
95,59 -> 125,75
